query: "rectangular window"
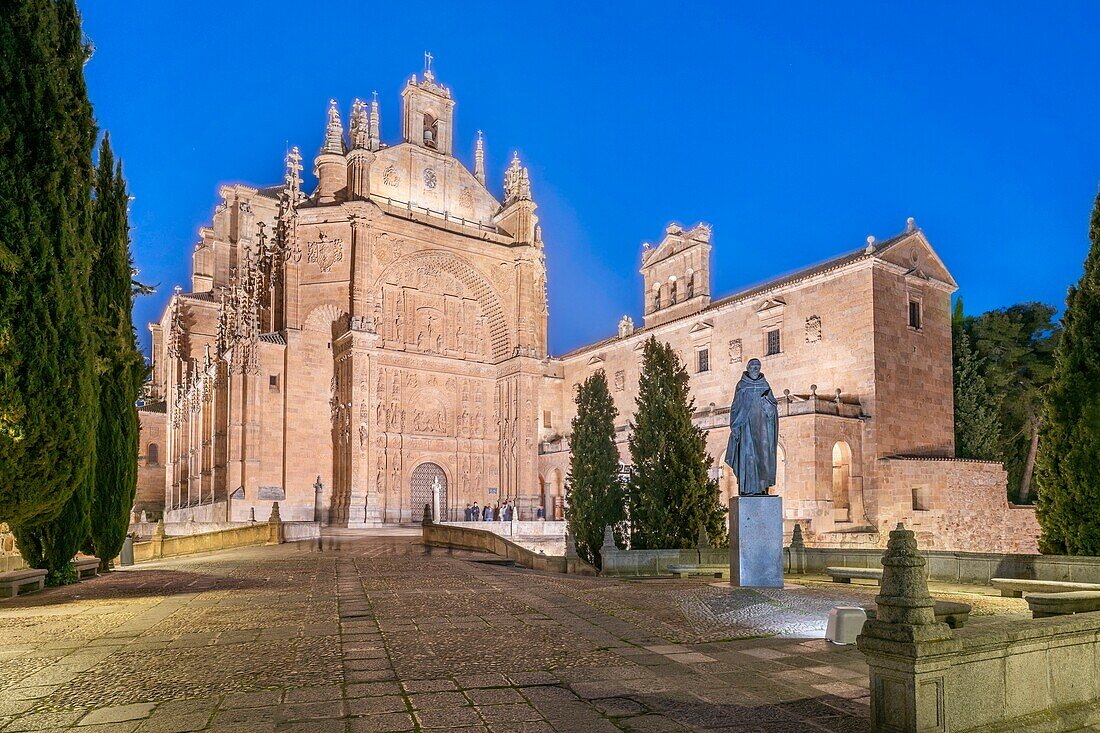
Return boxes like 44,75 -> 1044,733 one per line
269,374 -> 279,390
697,348 -> 710,373
543,410 -> 552,429
912,486 -> 931,511
766,329 -> 781,356
909,300 -> 922,330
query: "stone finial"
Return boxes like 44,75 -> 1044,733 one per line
602,525 -> 617,550
249,507 -> 256,523
906,216 -> 916,232
350,99 -> 369,149
269,501 -> 282,523
565,532 -> 580,559
422,502 -> 434,526
696,524 -> 712,550
474,130 -> 486,185
810,384 -> 817,398
154,519 -> 166,537
369,92 -> 380,151
503,151 -> 531,204
835,388 -> 842,405
618,315 -> 635,338
865,235 -> 876,254
790,523 -> 805,549
320,99 -> 345,156
860,523 -> 952,643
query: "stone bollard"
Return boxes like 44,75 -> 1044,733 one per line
421,502 -> 434,526
856,523 -> 953,732
267,502 -> 285,545
788,523 -> 806,574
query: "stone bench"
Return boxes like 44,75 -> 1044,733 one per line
826,566 -> 883,584
990,577 -> 1100,598
73,557 -> 100,581
864,599 -> 972,629
0,568 -> 48,598
1025,591 -> 1100,618
668,563 -> 730,579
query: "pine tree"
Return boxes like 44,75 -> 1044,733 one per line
952,327 -> 1003,460
87,135 -> 145,571
627,337 -> 727,550
1036,189 -> 1100,555
564,370 -> 624,569
1,0 -> 99,577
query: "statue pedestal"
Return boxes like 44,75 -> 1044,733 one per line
729,495 -> 784,588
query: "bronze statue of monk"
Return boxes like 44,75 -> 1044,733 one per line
725,358 -> 778,496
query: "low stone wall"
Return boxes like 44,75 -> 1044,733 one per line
601,547 -> 729,577
858,523 -> 1100,732
164,501 -> 229,524
130,516 -> 288,563
864,613 -> 1100,732
792,545 -> 1100,586
422,523 -> 596,575
441,521 -> 566,555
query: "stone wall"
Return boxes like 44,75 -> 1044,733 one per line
873,457 -> 1039,554
442,520 -> 566,555
136,406 -> 166,517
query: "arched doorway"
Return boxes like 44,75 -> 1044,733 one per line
832,441 -> 853,522
410,462 -> 448,522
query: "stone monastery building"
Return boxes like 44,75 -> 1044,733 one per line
141,65 -> 1039,553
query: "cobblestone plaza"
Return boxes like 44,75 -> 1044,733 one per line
0,534 -> 1040,733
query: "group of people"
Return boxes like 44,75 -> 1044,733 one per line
464,500 -> 518,522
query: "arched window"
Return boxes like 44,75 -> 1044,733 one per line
147,443 -> 159,466
832,441 -> 852,521
686,274 -> 695,299
423,113 -> 439,149
653,289 -> 661,312
669,280 -> 678,303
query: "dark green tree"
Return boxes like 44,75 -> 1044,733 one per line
87,135 -> 145,571
1035,189 -> 1100,555
1,0 -> 100,576
952,318 -> 1003,460
962,303 -> 1059,502
627,337 -> 726,550
564,370 -> 624,569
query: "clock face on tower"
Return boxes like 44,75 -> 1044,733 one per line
423,168 -> 438,189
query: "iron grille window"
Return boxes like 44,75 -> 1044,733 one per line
766,329 -> 781,356
698,349 -> 710,373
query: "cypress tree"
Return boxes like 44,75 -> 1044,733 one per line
565,370 -> 624,569
87,135 -> 144,571
627,337 -> 726,549
1036,189 -> 1100,555
952,328 -> 1003,460
0,1 -> 100,576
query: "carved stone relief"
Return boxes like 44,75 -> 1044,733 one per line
306,232 -> 344,273
806,315 -> 822,343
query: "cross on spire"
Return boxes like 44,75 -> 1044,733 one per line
424,51 -> 434,81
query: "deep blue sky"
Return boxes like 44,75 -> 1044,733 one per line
80,3 -> 1099,356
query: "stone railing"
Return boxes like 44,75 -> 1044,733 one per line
421,522 -> 596,575
858,523 -> 1100,732
130,503 -> 288,563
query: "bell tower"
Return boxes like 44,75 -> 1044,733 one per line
641,223 -> 712,328
401,52 -> 455,156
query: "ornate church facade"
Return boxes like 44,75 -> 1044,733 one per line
143,65 -> 1038,552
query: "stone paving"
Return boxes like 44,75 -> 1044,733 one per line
0,534 -> 1032,732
